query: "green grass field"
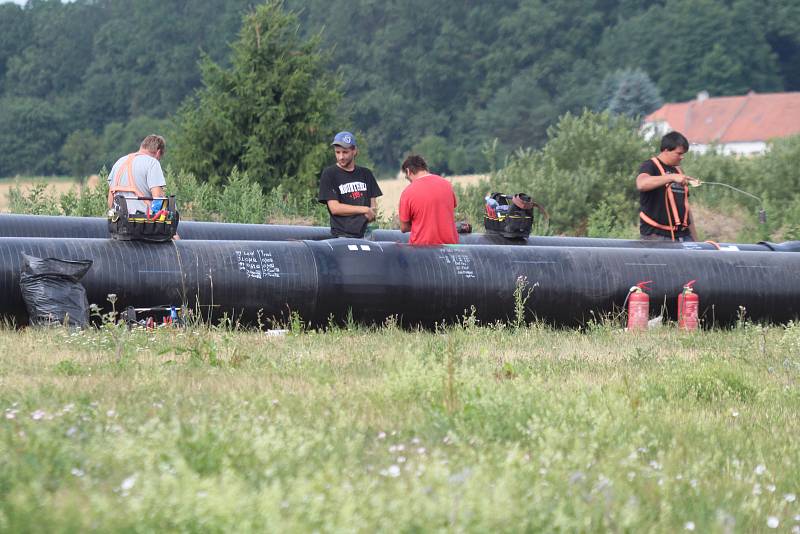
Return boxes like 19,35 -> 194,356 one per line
2,321 -> 800,532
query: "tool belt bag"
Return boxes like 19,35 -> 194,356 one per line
484,192 -> 534,238
108,194 -> 180,243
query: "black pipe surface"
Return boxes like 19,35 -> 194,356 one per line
4,214 -> 800,252
368,229 -> 800,252
5,213 -> 798,252
1,237 -> 799,327
0,213 -> 332,241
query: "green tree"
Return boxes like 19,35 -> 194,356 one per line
171,1 -> 340,196
597,69 -> 663,119
486,110 -> 651,235
4,0 -> 102,100
60,129 -> 103,179
0,3 -> 30,93
598,0 -> 782,101
477,68 -> 558,152
79,0 -> 251,129
60,116 -> 173,178
764,0 -> 800,90
0,96 -> 69,176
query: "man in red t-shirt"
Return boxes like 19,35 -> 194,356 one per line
398,155 -> 458,245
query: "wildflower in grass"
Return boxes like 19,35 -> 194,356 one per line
756,464 -> 767,475
792,526 -> 800,534
417,447 -> 426,455
786,494 -> 797,503
649,460 -> 662,471
690,479 -> 698,488
795,514 -> 800,521
5,409 -> 18,420
398,456 -> 406,463
684,521 -> 695,531
767,484 -> 776,493
71,468 -> 84,477
754,484 -> 763,495
119,474 -> 137,495
731,409 -> 740,417
380,465 -> 401,477
31,409 -> 46,420
66,426 -> 78,437
411,437 -> 420,445
106,410 -> 116,417
767,516 -> 779,528
377,432 -> 386,440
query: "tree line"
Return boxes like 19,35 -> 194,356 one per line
1,0 -> 799,181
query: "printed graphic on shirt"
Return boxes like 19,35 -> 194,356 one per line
339,181 -> 368,200
338,182 -> 368,195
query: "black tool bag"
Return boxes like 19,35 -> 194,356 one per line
484,192 -> 534,238
19,254 -> 93,327
108,194 -> 180,242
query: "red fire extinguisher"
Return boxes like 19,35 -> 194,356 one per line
627,281 -> 652,331
678,280 -> 699,331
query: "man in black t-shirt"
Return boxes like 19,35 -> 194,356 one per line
636,131 -> 699,241
318,131 -> 383,238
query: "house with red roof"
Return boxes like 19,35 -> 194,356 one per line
642,91 -> 800,155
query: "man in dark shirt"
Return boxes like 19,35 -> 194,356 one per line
317,131 -> 382,238
636,131 -> 699,241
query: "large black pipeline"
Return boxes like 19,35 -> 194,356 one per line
368,229 -> 800,252
0,213 -> 333,241
2,237 -> 799,327
3,213 -> 800,252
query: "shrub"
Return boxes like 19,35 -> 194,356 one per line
468,110 -> 651,235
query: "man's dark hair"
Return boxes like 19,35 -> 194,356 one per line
660,131 -> 689,152
401,154 -> 428,175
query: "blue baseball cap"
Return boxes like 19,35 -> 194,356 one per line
331,131 -> 357,148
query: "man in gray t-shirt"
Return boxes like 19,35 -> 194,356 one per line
107,134 -> 167,214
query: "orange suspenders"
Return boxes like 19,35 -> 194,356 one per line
639,157 -> 690,241
108,152 -> 150,211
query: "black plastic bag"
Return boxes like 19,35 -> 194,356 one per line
19,254 -> 93,327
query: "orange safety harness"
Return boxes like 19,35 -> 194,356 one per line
639,157 -> 690,241
108,152 -> 151,214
